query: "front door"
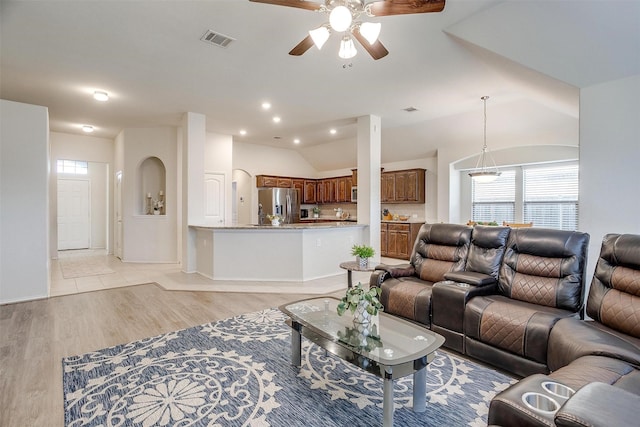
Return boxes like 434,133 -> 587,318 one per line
58,179 -> 90,250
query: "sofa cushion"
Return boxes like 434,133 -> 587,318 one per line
547,317 -> 640,370
498,228 -> 589,312
380,277 -> 432,326
465,295 -> 575,364
411,223 -> 471,282
549,355 -> 640,395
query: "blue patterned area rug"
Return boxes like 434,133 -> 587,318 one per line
63,309 -> 515,426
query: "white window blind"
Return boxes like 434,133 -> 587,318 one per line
472,170 -> 516,224
524,164 -> 579,230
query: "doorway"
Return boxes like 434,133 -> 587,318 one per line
57,179 -> 90,250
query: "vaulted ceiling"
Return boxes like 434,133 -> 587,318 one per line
2,1 -> 638,171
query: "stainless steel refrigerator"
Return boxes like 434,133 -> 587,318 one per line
258,188 -> 300,224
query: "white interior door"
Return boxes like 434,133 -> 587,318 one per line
114,171 -> 123,259
58,179 -> 90,250
204,173 -> 225,225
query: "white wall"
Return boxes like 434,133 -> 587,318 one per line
579,73 -> 640,287
49,132 -> 114,256
120,127 -> 178,263
0,100 -> 50,303
233,141 -> 318,178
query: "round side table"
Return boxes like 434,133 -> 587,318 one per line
339,261 -> 375,288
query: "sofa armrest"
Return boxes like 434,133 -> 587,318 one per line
555,382 -> 640,427
369,270 -> 390,288
374,263 -> 415,278
444,271 -> 496,286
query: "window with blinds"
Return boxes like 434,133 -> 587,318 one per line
524,164 -> 579,230
471,170 -> 516,224
470,162 -> 579,231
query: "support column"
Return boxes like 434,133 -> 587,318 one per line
356,115 -> 382,262
179,112 -> 206,273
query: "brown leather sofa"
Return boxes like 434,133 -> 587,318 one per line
370,223 -> 472,327
487,233 -> 640,426
371,223 -> 590,377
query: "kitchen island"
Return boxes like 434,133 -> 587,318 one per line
191,222 -> 367,282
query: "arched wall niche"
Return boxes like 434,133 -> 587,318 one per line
138,156 -> 166,215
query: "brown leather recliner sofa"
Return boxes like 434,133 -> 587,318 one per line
370,223 -> 590,377
488,233 -> 640,427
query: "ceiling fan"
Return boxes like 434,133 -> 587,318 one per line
249,0 -> 446,60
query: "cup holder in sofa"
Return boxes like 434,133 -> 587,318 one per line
521,392 -> 560,414
541,381 -> 575,399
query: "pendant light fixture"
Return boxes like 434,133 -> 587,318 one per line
469,96 -> 501,183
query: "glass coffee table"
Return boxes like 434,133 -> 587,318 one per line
280,297 -> 445,427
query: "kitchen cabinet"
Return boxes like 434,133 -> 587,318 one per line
256,175 -> 293,188
380,222 -> 423,260
292,179 -> 304,200
336,176 -> 352,202
303,180 -> 316,204
381,173 -> 396,202
318,178 -> 337,203
381,168 -> 425,203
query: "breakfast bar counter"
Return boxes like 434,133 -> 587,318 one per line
190,222 -> 367,282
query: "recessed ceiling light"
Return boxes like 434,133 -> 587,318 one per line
239,129 -> 247,136
82,125 -> 94,133
93,91 -> 109,102
273,116 -> 281,123
262,102 -> 271,110
329,128 -> 337,135
293,138 -> 300,144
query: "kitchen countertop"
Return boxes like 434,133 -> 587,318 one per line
191,222 -> 365,230
381,219 -> 426,224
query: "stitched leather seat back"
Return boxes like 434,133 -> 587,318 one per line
587,233 -> 640,338
411,223 -> 471,283
498,228 -> 590,312
467,226 -> 511,279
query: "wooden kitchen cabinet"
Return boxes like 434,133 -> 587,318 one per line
381,173 -> 396,202
292,179 -> 304,199
303,180 -> 316,203
380,222 -> 423,260
381,168 -> 425,203
256,175 -> 278,187
336,176 -> 353,202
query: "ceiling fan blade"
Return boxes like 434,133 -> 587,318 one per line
368,0 -> 445,17
249,0 -> 323,12
352,28 -> 389,60
289,35 -> 315,56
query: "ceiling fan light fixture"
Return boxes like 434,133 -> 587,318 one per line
359,22 -> 381,45
309,26 -> 330,50
330,5 -> 352,32
339,36 -> 357,59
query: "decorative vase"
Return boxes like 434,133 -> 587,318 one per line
357,256 -> 369,269
353,300 -> 371,325
353,321 -> 371,347
313,213 -> 319,218
153,210 -> 160,216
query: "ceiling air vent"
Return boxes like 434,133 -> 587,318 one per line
200,30 -> 235,48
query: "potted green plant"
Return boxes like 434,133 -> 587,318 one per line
312,206 -> 321,218
336,282 -> 383,325
351,244 -> 375,268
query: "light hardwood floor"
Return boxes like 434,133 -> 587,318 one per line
0,283 -> 344,427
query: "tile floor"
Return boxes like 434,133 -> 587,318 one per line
50,250 -> 397,297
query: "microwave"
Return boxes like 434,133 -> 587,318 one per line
351,186 -> 357,203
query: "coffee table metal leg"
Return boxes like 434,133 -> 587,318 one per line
383,369 -> 393,427
291,322 -> 301,367
413,367 -> 427,412
347,270 -> 353,288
